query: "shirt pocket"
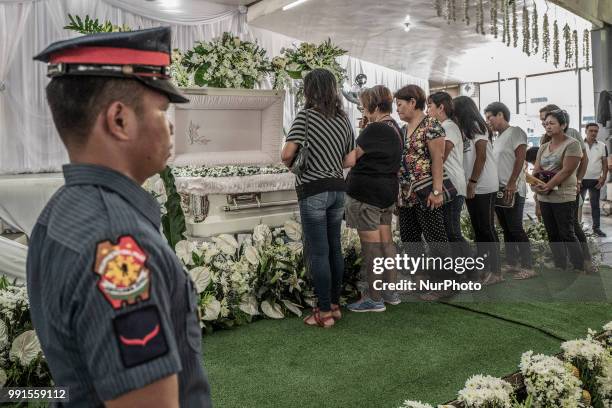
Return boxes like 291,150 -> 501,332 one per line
184,278 -> 202,353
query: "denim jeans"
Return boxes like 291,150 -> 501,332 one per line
299,191 -> 345,312
495,193 -> 533,268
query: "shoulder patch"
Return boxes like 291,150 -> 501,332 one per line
113,305 -> 168,368
93,235 -> 151,310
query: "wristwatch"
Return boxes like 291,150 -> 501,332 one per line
432,190 -> 441,197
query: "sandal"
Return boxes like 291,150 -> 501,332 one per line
303,308 -> 334,328
481,272 -> 505,286
331,304 -> 342,321
512,269 -> 537,280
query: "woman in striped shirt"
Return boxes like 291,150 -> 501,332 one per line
281,69 -> 355,328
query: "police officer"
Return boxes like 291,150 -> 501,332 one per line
27,27 -> 212,407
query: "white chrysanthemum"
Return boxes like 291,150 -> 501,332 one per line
596,353 -> 612,400
0,320 -> 8,348
175,240 -> 197,265
0,368 -> 6,387
397,401 -> 434,408
519,351 -> 582,407
457,374 -> 513,408
10,330 -> 42,366
283,220 -> 302,241
561,338 -> 607,370
188,266 -> 212,294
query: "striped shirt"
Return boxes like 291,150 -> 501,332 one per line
286,108 -> 355,200
26,164 -> 211,407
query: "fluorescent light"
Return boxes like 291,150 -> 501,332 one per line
282,0 -> 309,11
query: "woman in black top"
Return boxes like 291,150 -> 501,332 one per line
343,85 -> 402,312
281,69 -> 355,328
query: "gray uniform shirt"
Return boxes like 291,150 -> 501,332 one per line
26,164 -> 212,407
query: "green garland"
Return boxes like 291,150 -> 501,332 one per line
479,0 -> 485,35
584,29 -> 591,71
504,0 -> 510,46
490,0 -> 498,37
573,29 -> 579,70
542,13 -> 550,62
522,3 -> 531,56
563,23 -> 573,68
512,0 -> 518,47
172,164 -> 289,178
553,19 -> 560,67
532,3 -> 539,54
434,0 -> 443,17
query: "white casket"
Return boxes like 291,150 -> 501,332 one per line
169,87 -> 298,237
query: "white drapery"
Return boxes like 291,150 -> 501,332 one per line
0,0 -> 429,175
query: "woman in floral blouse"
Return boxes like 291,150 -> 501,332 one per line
394,85 -> 449,299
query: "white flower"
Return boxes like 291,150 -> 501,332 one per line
603,321 -> 612,331
175,240 -> 197,265
561,338 -> 607,370
274,237 -> 284,245
212,234 -> 239,256
203,298 -> 221,321
188,266 -> 212,293
286,241 -> 303,255
398,401 -> 434,408
458,374 -> 513,408
243,245 -> 260,265
253,224 -> 272,247
10,330 -> 42,366
238,295 -> 259,316
0,368 -> 6,387
203,244 -> 220,264
284,220 -> 302,241
596,354 -> 612,401
261,300 -> 284,319
0,320 -> 8,348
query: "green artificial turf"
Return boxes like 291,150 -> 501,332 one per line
201,299 -> 611,408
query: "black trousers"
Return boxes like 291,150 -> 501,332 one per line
539,201 -> 584,270
495,193 -> 533,268
465,193 -> 501,274
398,204 -> 451,281
573,193 -> 592,261
580,179 -> 602,228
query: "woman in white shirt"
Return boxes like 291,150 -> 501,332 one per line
427,92 -> 470,259
452,96 -> 502,285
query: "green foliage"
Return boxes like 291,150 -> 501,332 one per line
64,14 -> 129,34
159,166 -> 186,250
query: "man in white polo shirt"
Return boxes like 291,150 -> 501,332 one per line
581,123 -> 608,237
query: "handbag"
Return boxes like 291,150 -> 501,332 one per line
290,109 -> 310,176
495,187 -> 516,208
409,170 -> 457,206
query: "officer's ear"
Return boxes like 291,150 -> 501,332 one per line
104,101 -> 138,141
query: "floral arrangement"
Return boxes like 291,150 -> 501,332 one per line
503,0 -> 510,46
270,39 -> 347,91
562,330 -> 612,408
170,49 -> 194,88
477,0 -> 485,35
175,221 -> 361,332
172,164 -> 289,178
180,33 -> 271,89
457,374 -> 514,408
0,277 -> 51,388
519,351 -> 583,407
573,29 -> 579,70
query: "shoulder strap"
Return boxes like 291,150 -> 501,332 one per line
303,109 -> 310,146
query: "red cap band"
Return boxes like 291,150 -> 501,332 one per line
49,46 -> 170,66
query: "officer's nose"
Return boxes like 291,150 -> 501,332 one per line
169,121 -> 174,136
